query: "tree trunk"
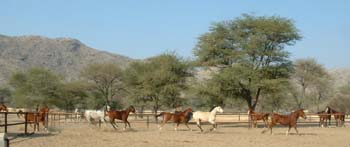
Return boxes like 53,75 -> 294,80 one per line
154,98 -> 159,122
140,105 -> 144,118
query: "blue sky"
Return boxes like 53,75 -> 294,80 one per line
1,0 -> 349,68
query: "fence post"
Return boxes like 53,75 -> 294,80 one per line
58,113 -> 61,125
45,113 -> 49,129
4,112 -> 7,133
147,115 -> 149,129
24,113 -> 28,134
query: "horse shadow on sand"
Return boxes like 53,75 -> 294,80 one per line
7,127 -> 62,144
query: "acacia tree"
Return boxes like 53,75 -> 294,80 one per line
291,58 -> 332,110
9,68 -> 62,108
194,14 -> 301,110
124,53 -> 191,116
54,81 -> 90,111
80,63 -> 123,107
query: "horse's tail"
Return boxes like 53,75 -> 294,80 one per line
156,112 -> 165,118
185,112 -> 193,123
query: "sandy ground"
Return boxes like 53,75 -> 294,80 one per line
7,121 -> 350,147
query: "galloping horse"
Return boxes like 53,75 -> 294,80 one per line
248,108 -> 269,128
0,104 -> 8,112
106,105 -> 136,130
84,106 -> 110,127
325,106 -> 345,127
317,110 -> 330,128
262,109 -> 307,135
17,105 -> 50,131
192,106 -> 224,132
156,108 -> 193,131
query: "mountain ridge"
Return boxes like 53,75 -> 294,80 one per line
0,34 -> 133,85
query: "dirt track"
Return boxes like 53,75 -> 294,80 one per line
8,122 -> 350,147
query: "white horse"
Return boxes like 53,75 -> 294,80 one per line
192,106 -> 224,132
74,108 -> 82,122
84,106 -> 110,127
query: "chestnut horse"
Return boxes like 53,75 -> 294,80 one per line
156,108 -> 193,131
325,106 -> 345,127
106,105 -> 136,130
262,109 -> 307,135
248,108 -> 269,128
317,110 -> 330,128
17,106 -> 50,131
0,104 -> 8,112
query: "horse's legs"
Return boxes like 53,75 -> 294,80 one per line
286,126 -> 291,136
109,119 -> 118,130
254,121 -> 258,128
185,123 -> 192,131
127,120 -> 131,128
158,118 -> 168,130
294,126 -> 299,135
209,120 -> 216,131
196,120 -> 203,132
123,121 -> 127,130
175,123 -> 180,131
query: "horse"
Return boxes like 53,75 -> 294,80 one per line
17,106 -> 50,131
156,108 -> 193,131
317,110 -> 330,128
325,106 -> 345,127
0,104 -> 8,112
84,106 -> 109,127
248,108 -> 269,128
262,109 -> 307,135
106,105 -> 136,130
192,106 -> 224,132
74,108 -> 82,121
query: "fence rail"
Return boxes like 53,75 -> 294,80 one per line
1,111 -> 349,134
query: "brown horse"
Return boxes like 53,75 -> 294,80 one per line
317,110 -> 330,128
17,106 -> 50,131
156,108 -> 193,131
325,106 -> 345,127
248,108 -> 269,128
106,105 -> 136,130
262,109 -> 307,135
0,104 -> 8,112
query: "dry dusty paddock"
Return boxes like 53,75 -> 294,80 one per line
9,122 -> 350,147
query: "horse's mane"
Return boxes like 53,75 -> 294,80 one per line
209,106 -> 217,112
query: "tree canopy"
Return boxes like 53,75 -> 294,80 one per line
124,53 -> 191,114
194,14 -> 301,110
80,63 -> 124,107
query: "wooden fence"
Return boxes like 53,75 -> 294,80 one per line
1,111 -> 348,134
0,112 -> 49,135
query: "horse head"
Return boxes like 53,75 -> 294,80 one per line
213,106 -> 224,113
128,105 -> 136,113
297,109 -> 307,119
247,107 -> 254,115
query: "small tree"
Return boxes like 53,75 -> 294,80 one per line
291,58 -> 331,109
328,84 -> 350,113
54,81 -> 90,111
80,63 -> 124,107
9,68 -> 62,108
124,53 -> 191,116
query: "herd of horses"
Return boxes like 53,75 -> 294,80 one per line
0,103 -> 347,135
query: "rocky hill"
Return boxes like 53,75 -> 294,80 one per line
0,34 -> 133,85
